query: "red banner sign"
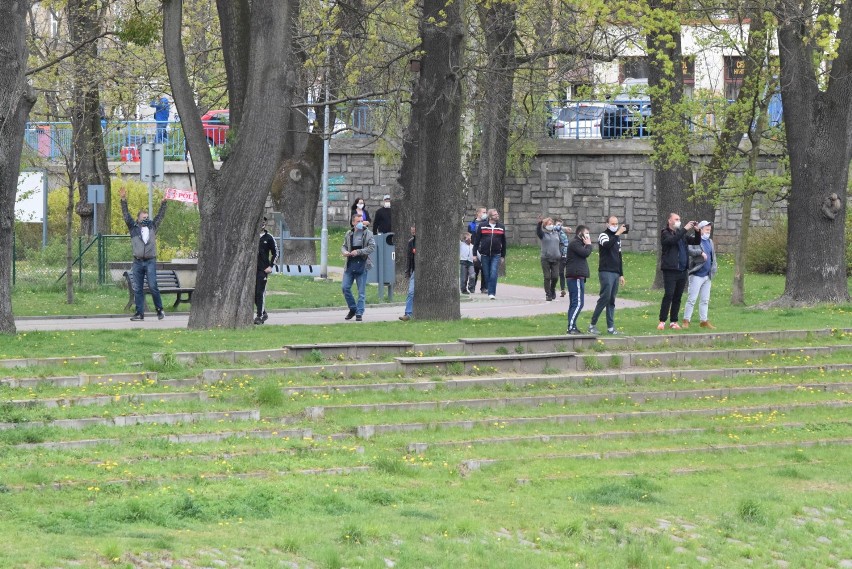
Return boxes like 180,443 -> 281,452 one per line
164,188 -> 198,204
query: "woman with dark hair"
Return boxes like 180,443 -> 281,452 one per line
350,197 -> 371,227
565,225 -> 594,334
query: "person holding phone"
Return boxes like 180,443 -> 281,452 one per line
588,215 -> 627,335
657,213 -> 696,330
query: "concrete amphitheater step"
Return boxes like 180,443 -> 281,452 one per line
0,355 -> 107,369
349,400 -> 851,439
150,327 -> 852,367
304,381 -> 852,421
579,345 -> 852,370
456,437 -> 852,474
3,389 -> 207,409
0,371 -> 157,389
13,426 -> 313,450
1,409 -> 260,434
405,419 -> 852,453
279,363 -> 852,396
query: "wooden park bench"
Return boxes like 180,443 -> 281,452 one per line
123,269 -> 194,311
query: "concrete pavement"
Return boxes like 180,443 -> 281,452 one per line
14,283 -> 645,332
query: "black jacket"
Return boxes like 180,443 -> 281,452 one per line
473,222 -> 507,258
660,226 -> 691,272
596,228 -> 623,275
372,207 -> 392,234
406,236 -> 416,277
257,230 -> 279,271
564,236 -> 593,278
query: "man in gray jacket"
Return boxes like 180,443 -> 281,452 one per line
120,187 -> 168,321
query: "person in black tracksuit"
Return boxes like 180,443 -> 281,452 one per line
255,217 -> 279,324
564,225 -> 594,334
657,213 -> 696,330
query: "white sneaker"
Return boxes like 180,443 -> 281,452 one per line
488,294 -> 495,300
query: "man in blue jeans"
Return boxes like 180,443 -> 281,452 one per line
472,209 -> 506,299
341,213 -> 376,322
120,186 -> 168,321
399,225 -> 416,321
589,215 -> 628,335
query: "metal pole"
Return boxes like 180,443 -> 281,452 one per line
319,62 -> 330,280
93,201 -> 98,237
42,169 -> 48,249
147,145 -> 155,216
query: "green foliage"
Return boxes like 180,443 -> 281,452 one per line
581,477 -> 661,505
255,381 -> 285,407
117,13 -> 161,46
747,210 -> 852,276
746,220 -> 788,275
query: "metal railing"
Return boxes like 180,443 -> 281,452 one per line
23,102 -> 386,163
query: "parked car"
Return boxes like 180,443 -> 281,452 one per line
549,104 -> 608,139
601,95 -> 652,139
201,109 -> 229,146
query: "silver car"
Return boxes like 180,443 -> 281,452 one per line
550,104 -> 607,139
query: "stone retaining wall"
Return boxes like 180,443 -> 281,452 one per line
78,138 -> 793,253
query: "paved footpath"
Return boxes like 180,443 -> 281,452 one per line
14,283 -> 645,332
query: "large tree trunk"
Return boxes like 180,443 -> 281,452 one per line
407,0 -> 465,320
67,0 -> 110,235
646,0 -> 706,288
474,2 -> 516,214
0,1 -> 37,335
776,0 -> 851,304
271,0 -> 360,265
165,0 -> 295,328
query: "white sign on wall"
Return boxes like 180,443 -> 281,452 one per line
16,171 -> 45,223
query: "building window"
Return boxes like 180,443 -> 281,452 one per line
724,56 -> 746,100
620,57 -> 649,82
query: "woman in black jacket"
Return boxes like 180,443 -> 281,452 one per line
565,225 -> 594,334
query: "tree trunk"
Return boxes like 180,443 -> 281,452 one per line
408,0 -> 465,320
164,0 -> 295,328
731,189 -> 753,306
776,0 -> 851,305
394,87 -> 420,294
67,0 -> 111,235
474,2 -> 516,214
0,1 -> 37,335
646,0 -> 699,288
271,0 -> 360,266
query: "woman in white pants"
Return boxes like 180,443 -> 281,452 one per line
683,221 -> 718,329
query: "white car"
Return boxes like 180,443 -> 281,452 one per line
550,104 -> 607,139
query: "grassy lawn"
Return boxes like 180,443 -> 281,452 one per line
3,238 -> 851,568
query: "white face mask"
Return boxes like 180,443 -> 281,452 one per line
608,225 -> 618,232
673,221 -> 682,229
545,224 -> 555,231
356,203 -> 364,209
480,213 -> 488,220
383,201 -> 390,208
583,233 -> 590,240
701,233 -> 710,240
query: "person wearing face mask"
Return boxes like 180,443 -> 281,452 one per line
468,207 -> 488,293
254,217 -> 279,325
350,197 -> 371,227
564,225 -> 594,334
657,213 -> 696,330
683,220 -> 717,329
120,186 -> 168,322
536,216 -> 562,301
472,209 -> 506,299
372,194 -> 392,234
341,213 -> 376,322
588,215 -> 627,335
